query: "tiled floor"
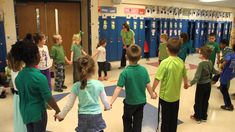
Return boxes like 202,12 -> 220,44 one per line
1,54 -> 235,132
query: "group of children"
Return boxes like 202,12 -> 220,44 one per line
3,29 -> 235,132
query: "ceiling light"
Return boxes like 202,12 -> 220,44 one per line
199,0 -> 226,2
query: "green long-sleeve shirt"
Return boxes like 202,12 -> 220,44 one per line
50,43 -> 66,64
190,61 -> 219,85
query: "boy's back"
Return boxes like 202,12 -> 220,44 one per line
156,56 -> 186,102
117,64 -> 150,105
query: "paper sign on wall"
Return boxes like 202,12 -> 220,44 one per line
100,6 -> 117,13
124,8 -> 145,15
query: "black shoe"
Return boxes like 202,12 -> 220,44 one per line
54,89 -> 63,92
62,85 -> 67,89
0,91 -> 6,98
221,105 -> 234,111
118,66 -> 125,69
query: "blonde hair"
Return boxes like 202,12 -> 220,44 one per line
126,44 -> 142,64
77,55 -> 95,89
160,34 -> 168,41
72,34 -> 81,44
52,34 -> 61,43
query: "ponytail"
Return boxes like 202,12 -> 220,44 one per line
77,55 -> 95,89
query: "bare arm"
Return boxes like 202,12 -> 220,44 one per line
183,76 -> 189,89
70,51 -> 74,62
82,50 -> 87,55
152,79 -> 160,92
110,86 -> 122,106
146,83 -> 157,99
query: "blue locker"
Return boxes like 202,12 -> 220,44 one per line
227,21 -> 232,41
132,18 -> 139,44
223,22 -> 228,40
116,17 -> 126,61
199,20 -> 206,46
202,21 -> 209,45
194,20 -> 201,48
181,19 -> 188,33
150,18 -> 157,57
138,18 -> 145,56
0,21 -> 7,72
107,16 -> 118,61
188,20 -> 196,49
216,21 -> 222,43
155,19 -> 161,56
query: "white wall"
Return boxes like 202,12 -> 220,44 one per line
0,0 -> 17,52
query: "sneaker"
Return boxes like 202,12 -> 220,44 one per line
190,115 -> 201,124
54,89 -> 63,92
104,76 -> 108,81
98,77 -> 103,81
62,85 -> 67,89
220,105 -> 234,111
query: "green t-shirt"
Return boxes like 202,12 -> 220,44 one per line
71,43 -> 82,62
155,56 -> 186,102
159,43 -> 169,60
120,29 -> 135,46
206,42 -> 220,65
15,67 -> 52,124
50,43 -> 66,64
117,64 -> 150,105
190,61 -> 219,85
71,80 -> 104,114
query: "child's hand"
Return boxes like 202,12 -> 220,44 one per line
184,83 -> 190,89
54,114 -> 64,122
151,92 -> 157,99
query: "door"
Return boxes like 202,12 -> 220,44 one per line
15,2 -> 81,58
0,21 -> 7,72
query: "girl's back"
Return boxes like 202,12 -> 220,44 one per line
72,80 -> 104,114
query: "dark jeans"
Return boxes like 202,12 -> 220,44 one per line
40,69 -> 52,91
193,83 -> 211,120
98,62 -> 107,77
158,98 -> 179,132
120,45 -> 130,67
144,52 -> 149,59
26,111 -> 47,132
220,83 -> 232,107
122,100 -> 145,132
73,61 -> 79,83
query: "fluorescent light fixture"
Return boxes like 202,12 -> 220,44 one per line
199,0 -> 226,2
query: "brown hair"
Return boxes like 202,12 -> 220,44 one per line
52,34 -> 61,43
160,34 -> 168,41
7,52 -> 23,72
126,44 -> 142,64
96,39 -> 106,49
200,46 -> 213,59
167,38 -> 182,54
180,32 -> 188,44
123,23 -> 130,31
77,55 -> 95,89
33,33 -> 45,45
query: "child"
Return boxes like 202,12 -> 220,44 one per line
206,33 -> 220,66
50,34 -> 71,92
7,52 -> 27,132
110,45 -> 156,132
211,39 -> 233,87
70,33 -> 87,83
158,34 -> 169,64
93,39 -> 108,81
55,55 -> 110,132
152,38 -> 188,132
144,40 -> 150,61
34,33 -> 52,91
12,40 -> 60,132
178,32 -> 194,62
219,44 -> 235,111
189,46 -> 220,123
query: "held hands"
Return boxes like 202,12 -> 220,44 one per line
151,92 -> 157,99
123,45 -> 127,49
54,114 -> 64,122
184,83 -> 190,89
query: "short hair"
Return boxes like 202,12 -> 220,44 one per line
200,46 -> 212,59
220,39 -> 228,46
209,33 -> 216,37
180,32 -> 188,44
126,44 -> 142,63
160,34 -> 168,41
123,23 -> 130,31
52,34 -> 61,43
166,38 -> 181,54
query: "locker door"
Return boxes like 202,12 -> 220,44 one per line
199,21 -> 205,46
117,17 -> 126,60
173,19 -> 178,37
138,18 -> 145,56
99,17 -> 110,61
106,17 -> 118,61
227,22 -> 232,41
0,22 -> 7,72
181,19 -> 188,33
194,20 -> 201,48
132,18 -> 139,45
156,19 -> 161,56
223,22 -> 228,40
145,18 -> 151,57
150,19 -> 157,57
169,19 -> 174,37
216,22 -> 222,43
203,21 -> 209,44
